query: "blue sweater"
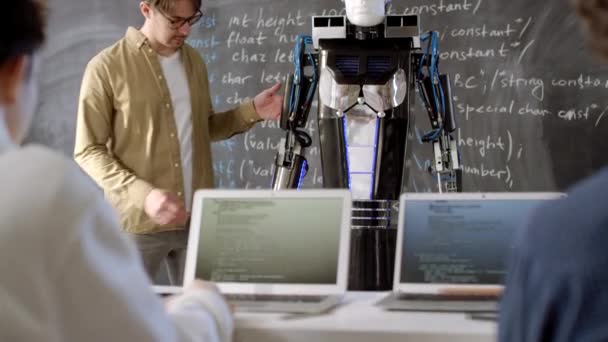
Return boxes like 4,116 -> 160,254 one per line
499,168 -> 608,342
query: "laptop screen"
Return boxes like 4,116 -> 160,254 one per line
195,197 -> 344,284
400,198 -> 546,285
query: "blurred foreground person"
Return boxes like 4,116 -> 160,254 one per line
499,2 -> 608,339
0,1 -> 233,341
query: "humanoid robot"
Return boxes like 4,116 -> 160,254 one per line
271,0 -> 462,290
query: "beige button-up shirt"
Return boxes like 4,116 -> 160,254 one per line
74,27 -> 260,234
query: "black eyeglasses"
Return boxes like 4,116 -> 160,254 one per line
157,8 -> 203,30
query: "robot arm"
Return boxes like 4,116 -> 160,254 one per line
271,35 -> 318,190
415,31 -> 462,192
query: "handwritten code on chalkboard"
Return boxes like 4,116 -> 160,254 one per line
31,0 -> 608,192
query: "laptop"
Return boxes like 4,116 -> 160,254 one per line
182,189 -> 352,314
377,192 -> 566,312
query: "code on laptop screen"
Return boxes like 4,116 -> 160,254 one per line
196,197 -> 344,284
400,199 -> 545,284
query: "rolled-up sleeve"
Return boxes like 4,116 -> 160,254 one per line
195,55 -> 261,141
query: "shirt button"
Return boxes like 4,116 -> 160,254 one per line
174,163 -> 179,168
166,103 -> 171,108
170,133 -> 175,138
158,75 -> 163,80
177,192 -> 183,196
148,48 -> 153,53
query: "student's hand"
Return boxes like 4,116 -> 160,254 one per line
187,280 -> 235,313
185,279 -> 221,293
144,189 -> 188,226
165,280 -> 233,312
253,82 -> 282,121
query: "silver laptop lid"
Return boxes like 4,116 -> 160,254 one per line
184,190 -> 352,295
393,192 -> 565,292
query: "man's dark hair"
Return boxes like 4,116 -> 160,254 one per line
0,0 -> 46,65
145,0 -> 202,13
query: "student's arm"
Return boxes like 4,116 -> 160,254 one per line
54,172 -> 232,342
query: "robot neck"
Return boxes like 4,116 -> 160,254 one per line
346,19 -> 385,40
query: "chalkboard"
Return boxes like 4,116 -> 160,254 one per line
29,0 -> 608,192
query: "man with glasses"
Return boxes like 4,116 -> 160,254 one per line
74,0 -> 282,285
158,6 -> 203,30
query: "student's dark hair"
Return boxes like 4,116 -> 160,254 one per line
0,0 -> 46,65
573,0 -> 608,59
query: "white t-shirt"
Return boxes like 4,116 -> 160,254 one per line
159,51 -> 193,211
0,124 -> 232,341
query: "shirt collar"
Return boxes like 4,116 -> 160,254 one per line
125,27 -> 149,50
125,26 -> 185,55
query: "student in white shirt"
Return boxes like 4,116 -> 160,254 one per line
0,1 -> 233,341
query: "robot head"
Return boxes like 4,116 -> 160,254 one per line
344,0 -> 389,27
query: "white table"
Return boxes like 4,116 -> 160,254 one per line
235,292 -> 496,342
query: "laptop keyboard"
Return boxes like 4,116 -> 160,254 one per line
397,293 -> 498,302
225,294 -> 327,303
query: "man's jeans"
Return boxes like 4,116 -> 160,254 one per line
128,229 -> 188,285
